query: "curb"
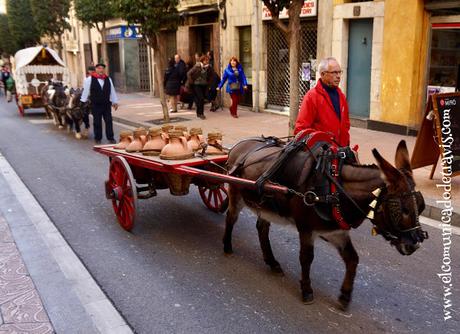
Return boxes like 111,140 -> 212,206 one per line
0,153 -> 134,334
112,116 -> 460,228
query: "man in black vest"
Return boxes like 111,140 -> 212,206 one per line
80,63 -> 119,144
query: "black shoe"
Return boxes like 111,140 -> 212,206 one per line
108,139 -> 116,144
95,140 -> 101,144
198,115 -> 206,120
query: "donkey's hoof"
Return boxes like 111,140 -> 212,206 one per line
75,133 -> 82,140
338,294 -> 351,311
223,246 -> 233,255
302,292 -> 314,304
270,264 -> 284,276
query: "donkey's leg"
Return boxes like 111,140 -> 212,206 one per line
223,187 -> 244,254
256,217 -> 283,275
297,228 -> 315,304
74,119 -> 82,139
336,235 -> 359,310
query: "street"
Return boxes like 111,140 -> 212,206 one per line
0,99 -> 458,334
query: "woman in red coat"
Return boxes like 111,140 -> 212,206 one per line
294,57 -> 350,147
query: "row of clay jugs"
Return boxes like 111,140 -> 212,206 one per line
160,130 -> 194,160
114,130 -> 133,150
206,132 -> 225,155
142,127 -> 166,156
126,127 -> 148,153
188,128 -> 204,151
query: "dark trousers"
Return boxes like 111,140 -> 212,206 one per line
193,84 -> 207,116
92,103 -> 114,140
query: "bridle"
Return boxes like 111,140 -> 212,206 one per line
371,173 -> 428,244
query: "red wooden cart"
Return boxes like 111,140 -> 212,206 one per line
94,145 -> 289,231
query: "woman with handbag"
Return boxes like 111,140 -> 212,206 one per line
217,57 -> 248,118
186,55 -> 212,120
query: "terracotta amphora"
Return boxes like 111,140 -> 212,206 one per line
160,130 -> 194,160
142,127 -> 166,156
114,130 -> 133,150
187,128 -> 204,151
174,125 -> 189,140
161,124 -> 174,143
206,132 -> 225,155
125,128 -> 147,152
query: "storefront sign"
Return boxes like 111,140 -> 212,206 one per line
106,26 -> 141,40
262,0 -> 317,20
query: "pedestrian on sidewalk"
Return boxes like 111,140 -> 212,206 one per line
80,63 -> 119,144
217,57 -> 248,118
294,57 -> 351,147
1,64 -> 11,96
186,55 -> 212,120
164,57 -> 182,113
179,56 -> 194,110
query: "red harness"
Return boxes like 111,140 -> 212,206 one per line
295,129 -> 356,230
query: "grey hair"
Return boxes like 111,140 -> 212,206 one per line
318,57 -> 338,74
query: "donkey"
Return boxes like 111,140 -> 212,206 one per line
65,88 -> 91,139
41,81 -> 69,129
223,138 -> 427,310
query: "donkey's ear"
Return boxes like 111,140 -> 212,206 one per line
395,140 -> 412,173
372,148 -> 402,184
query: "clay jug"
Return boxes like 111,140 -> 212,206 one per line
114,130 -> 133,150
161,124 -> 174,143
187,128 -> 204,151
142,127 -> 166,156
174,125 -> 189,140
206,132 -> 225,155
125,128 -> 146,152
160,130 -> 194,160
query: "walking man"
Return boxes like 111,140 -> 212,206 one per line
81,63 -> 119,144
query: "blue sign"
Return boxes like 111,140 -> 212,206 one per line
106,26 -> 141,41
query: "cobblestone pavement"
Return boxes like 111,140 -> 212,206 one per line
0,216 -> 54,334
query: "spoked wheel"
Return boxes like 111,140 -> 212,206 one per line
106,156 -> 137,231
198,183 -> 228,213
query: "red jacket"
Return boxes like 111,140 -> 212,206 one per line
294,80 -> 350,147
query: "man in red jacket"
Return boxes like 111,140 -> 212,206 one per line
294,57 -> 350,147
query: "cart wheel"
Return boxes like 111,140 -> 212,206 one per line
107,156 -> 137,231
198,184 -> 228,213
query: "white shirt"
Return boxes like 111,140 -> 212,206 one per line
80,76 -> 119,104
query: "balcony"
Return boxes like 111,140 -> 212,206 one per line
179,0 -> 218,10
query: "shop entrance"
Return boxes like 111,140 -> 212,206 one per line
189,25 -> 212,57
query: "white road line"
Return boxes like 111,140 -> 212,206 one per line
28,119 -> 54,124
420,216 -> 460,235
0,153 -> 133,334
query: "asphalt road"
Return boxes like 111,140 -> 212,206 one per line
0,99 -> 458,334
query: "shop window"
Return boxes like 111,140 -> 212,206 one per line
429,28 -> 460,90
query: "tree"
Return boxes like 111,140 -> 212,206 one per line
6,0 -> 40,49
74,0 -> 117,71
262,0 -> 304,133
0,14 -> 17,56
117,0 -> 180,122
30,0 -> 71,53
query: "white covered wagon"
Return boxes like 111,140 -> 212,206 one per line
13,46 -> 70,116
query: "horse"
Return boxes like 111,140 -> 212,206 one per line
65,88 -> 91,139
223,136 -> 428,310
40,81 -> 69,129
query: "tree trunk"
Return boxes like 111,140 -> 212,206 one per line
153,32 -> 169,123
287,1 -> 303,134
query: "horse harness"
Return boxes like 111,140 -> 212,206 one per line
229,131 -> 365,230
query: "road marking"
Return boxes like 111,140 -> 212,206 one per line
28,119 -> 54,124
0,153 -> 133,334
420,216 -> 460,236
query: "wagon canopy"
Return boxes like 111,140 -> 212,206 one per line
13,46 -> 70,95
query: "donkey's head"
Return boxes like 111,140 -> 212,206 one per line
371,140 -> 428,255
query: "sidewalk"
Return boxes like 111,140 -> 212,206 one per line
113,92 -> 460,226
0,153 -> 132,334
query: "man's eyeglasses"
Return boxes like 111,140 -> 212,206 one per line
324,70 -> 343,75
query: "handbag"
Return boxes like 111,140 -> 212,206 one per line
229,81 -> 240,91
